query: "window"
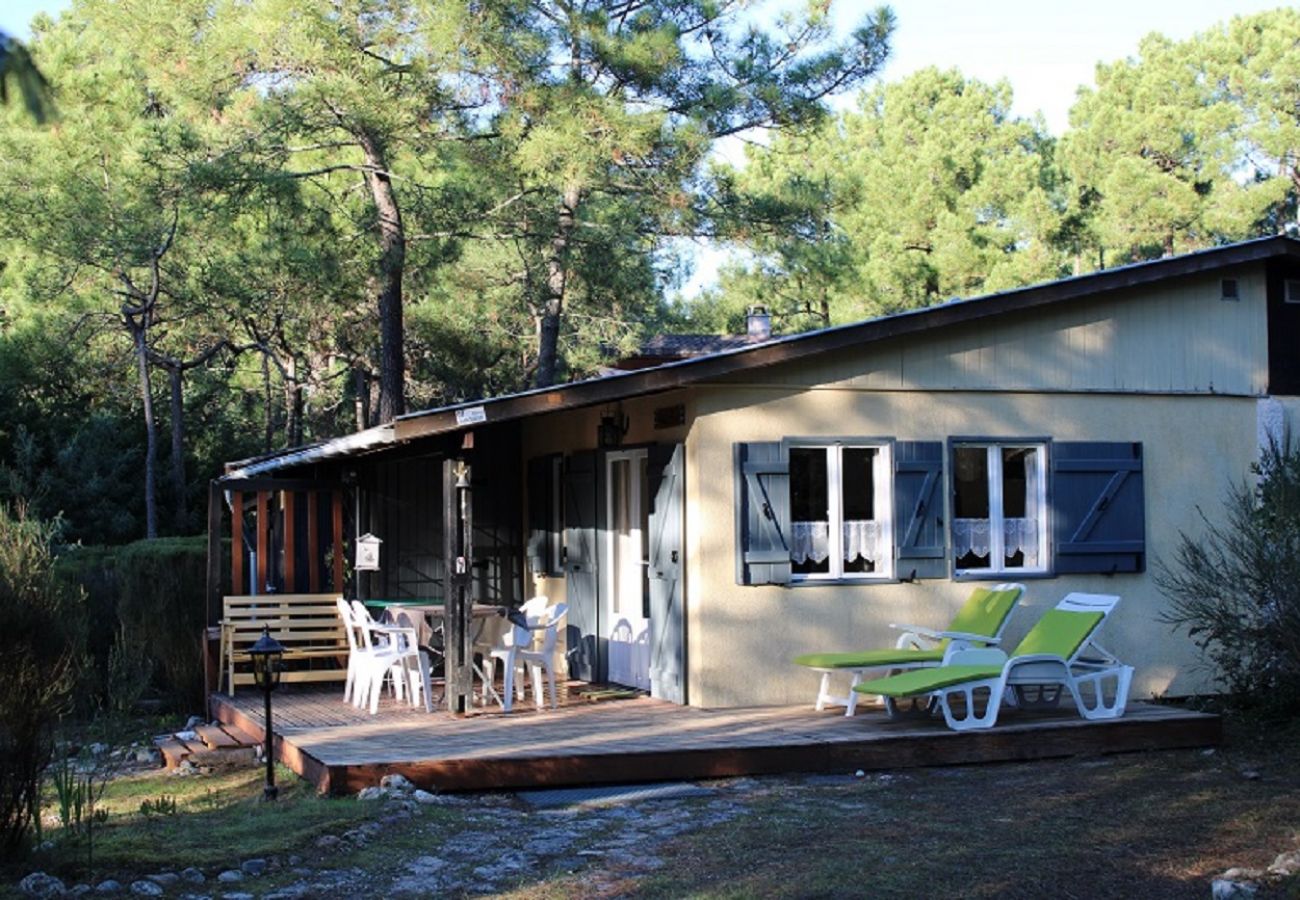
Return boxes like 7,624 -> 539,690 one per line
788,442 -> 893,581
527,453 -> 564,577
951,442 -> 1048,575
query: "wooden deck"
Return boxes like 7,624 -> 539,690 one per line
211,684 -> 1222,796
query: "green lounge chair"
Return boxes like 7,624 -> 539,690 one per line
792,583 -> 1025,716
854,592 -> 1133,731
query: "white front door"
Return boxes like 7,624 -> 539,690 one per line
604,449 -> 651,690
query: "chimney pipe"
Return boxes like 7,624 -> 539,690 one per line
746,305 -> 771,341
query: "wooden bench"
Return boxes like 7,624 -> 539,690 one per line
219,594 -> 347,695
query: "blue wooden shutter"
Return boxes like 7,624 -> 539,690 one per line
648,443 -> 686,704
563,451 -> 601,681
1053,441 -> 1145,574
734,442 -> 791,585
526,455 -> 551,577
894,441 -> 946,580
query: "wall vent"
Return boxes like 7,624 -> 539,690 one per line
1286,278 -> 1300,304
1221,278 -> 1240,301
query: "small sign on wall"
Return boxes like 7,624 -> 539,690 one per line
355,533 -> 383,571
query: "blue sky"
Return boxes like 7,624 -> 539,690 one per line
3,0 -> 1286,294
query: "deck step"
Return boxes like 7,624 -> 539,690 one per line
195,724 -> 241,750
220,723 -> 261,747
157,739 -> 190,770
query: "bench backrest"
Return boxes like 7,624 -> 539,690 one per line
222,594 -> 346,649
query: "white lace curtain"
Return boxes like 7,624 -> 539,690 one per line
952,518 -> 1039,565
791,520 -> 883,564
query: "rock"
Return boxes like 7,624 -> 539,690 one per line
1222,868 -> 1264,881
286,855 -> 301,867
1269,851 -> 1300,876
220,894 -> 254,900
185,716 -> 204,729
315,835 -> 341,849
135,748 -> 160,765
380,774 -> 414,793
128,881 -> 164,897
854,770 -> 865,777
95,881 -> 123,895
89,743 -> 109,757
67,887 -> 92,897
216,870 -> 243,884
180,869 -> 205,885
412,789 -> 438,804
19,872 -> 66,897
1240,769 -> 1262,781
239,859 -> 267,878
175,730 -> 199,742
357,786 -> 386,801
1201,747 -> 1217,756
146,874 -> 178,888
1211,879 -> 1258,900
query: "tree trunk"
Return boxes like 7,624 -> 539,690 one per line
166,365 -> 187,533
261,350 -> 274,453
132,325 -> 158,539
353,367 -> 368,432
536,185 -> 580,388
284,357 -> 302,447
358,130 -> 406,422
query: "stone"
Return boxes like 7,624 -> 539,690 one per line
180,869 -> 205,885
1211,879 -> 1258,900
135,748 -> 160,765
405,856 -> 447,875
146,874 -> 178,888
95,881 -> 123,895
1268,850 -> 1300,877
216,870 -> 243,884
220,894 -> 254,900
357,786 -> 386,802
185,716 -> 204,729
128,881 -> 163,897
315,835 -> 341,849
19,872 -> 66,897
412,790 -> 438,804
67,887 -> 92,897
1201,748 -> 1217,756
89,743 -> 109,757
239,860 -> 266,878
1240,769 -> 1262,781
1222,868 -> 1264,881
854,770 -> 865,777
380,774 -> 414,793
175,730 -> 199,742
286,855 -> 301,867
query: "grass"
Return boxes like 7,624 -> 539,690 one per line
10,763 -> 374,887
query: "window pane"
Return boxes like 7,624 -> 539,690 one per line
790,448 -> 830,575
953,447 -> 990,569
842,447 -> 879,573
1002,447 -> 1039,568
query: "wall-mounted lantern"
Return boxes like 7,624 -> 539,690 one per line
598,409 -> 629,449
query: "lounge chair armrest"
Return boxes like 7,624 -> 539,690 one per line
944,647 -> 1008,667
935,630 -> 1001,645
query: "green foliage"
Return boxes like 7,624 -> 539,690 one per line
1156,440 -> 1300,715
710,68 -> 1065,328
137,795 -> 177,818
55,537 -> 210,714
0,507 -> 84,857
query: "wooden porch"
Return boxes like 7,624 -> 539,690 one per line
211,684 -> 1222,796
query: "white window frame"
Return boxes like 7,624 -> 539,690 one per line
788,441 -> 894,582
952,441 -> 1049,577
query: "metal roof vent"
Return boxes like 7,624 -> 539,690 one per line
746,305 -> 772,340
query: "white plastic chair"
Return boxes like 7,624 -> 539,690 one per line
349,600 -> 429,714
487,601 -> 568,711
479,596 -> 550,707
336,598 -> 397,707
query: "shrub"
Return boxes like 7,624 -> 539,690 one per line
0,506 -> 84,856
1156,439 -> 1300,714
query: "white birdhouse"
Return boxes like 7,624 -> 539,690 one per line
355,533 -> 383,571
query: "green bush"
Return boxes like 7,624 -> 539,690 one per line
1157,440 -> 1300,715
55,536 -> 211,714
0,506 -> 84,856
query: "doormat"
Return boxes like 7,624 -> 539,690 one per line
516,781 -> 715,809
572,686 -> 643,702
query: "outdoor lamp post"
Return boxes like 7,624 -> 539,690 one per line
248,626 -> 285,802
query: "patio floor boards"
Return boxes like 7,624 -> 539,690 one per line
210,685 -> 1221,795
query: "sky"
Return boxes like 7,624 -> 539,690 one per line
1,0 -> 1288,294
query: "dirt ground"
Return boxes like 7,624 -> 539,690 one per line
8,718 -> 1300,899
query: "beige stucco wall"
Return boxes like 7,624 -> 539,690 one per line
683,388 -> 1271,707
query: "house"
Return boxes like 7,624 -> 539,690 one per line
212,236 -> 1300,710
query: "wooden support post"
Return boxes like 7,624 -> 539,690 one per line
256,491 -> 269,593
231,491 -> 244,596
205,480 -> 223,626
331,489 -> 345,593
283,491 -> 297,593
443,458 -> 474,714
307,491 -> 320,593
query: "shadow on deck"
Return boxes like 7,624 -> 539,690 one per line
211,684 -> 1221,796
